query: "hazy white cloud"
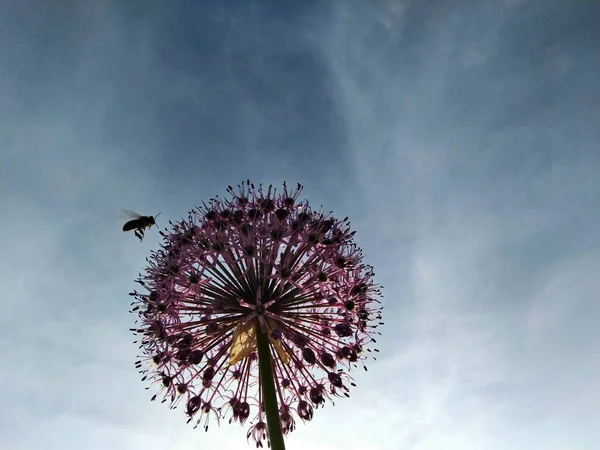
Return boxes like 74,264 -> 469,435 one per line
314,2 -> 600,449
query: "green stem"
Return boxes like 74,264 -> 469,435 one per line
255,319 -> 286,450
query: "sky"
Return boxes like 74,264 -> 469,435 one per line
1,1 -> 599,449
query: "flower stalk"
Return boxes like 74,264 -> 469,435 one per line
255,319 -> 286,450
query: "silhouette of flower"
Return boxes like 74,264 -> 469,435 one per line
130,181 -> 383,447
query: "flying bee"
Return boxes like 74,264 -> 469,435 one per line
122,210 -> 161,242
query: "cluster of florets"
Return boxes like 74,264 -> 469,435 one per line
129,181 -> 383,447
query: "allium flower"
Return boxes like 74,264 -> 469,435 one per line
129,181 -> 383,448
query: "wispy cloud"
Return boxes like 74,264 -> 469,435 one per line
314,1 -> 600,449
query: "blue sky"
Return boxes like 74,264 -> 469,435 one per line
1,1 -> 599,449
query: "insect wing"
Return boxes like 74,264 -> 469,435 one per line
122,209 -> 143,219
229,320 -> 257,366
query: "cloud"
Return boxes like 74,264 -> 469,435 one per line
313,1 -> 600,449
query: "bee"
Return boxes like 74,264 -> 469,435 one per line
122,210 -> 161,242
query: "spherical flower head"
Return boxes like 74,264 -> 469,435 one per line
130,181 -> 383,447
